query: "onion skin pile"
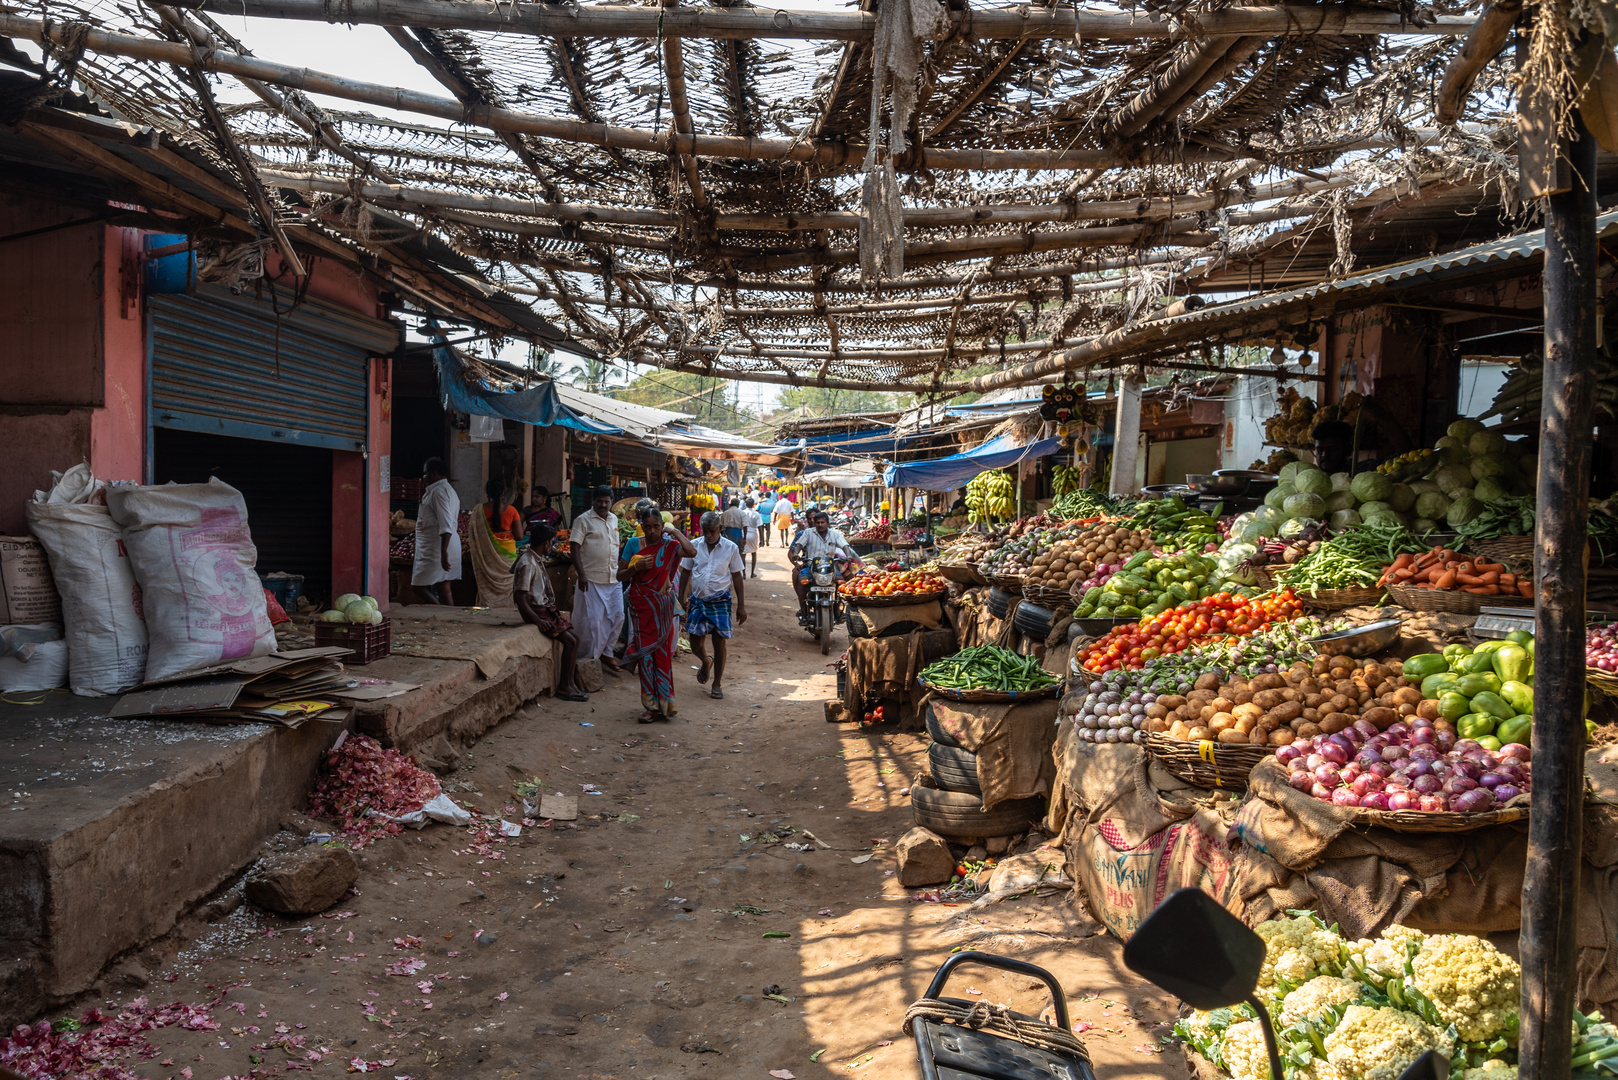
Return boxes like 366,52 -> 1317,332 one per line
1278,718 -> 1531,813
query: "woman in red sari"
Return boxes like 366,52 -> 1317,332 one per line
618,505 -> 696,723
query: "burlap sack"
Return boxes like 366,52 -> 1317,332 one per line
929,697 -> 1058,810
836,629 -> 956,726
847,598 -> 945,634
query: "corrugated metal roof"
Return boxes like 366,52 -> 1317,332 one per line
553,385 -> 693,436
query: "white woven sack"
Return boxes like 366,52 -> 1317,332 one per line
107,478 -> 274,681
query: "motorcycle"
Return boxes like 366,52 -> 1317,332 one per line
801,554 -> 845,655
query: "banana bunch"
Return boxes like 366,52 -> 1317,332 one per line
1052,464 -> 1080,497
1485,349 -> 1618,422
966,469 -> 1016,523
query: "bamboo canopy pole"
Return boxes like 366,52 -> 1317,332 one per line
192,0 -> 1477,41
0,13 -> 1480,173
1519,108 -> 1598,1080
1434,0 -> 1522,125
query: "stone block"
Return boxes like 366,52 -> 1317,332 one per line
896,827 -> 955,886
245,846 -> 359,916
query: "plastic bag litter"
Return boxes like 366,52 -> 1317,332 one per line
964,850 -> 1074,910
369,793 -> 471,829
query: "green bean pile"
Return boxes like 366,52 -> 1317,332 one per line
922,645 -> 1059,692
1284,524 -> 1428,595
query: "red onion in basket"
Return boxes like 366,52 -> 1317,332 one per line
1331,788 -> 1360,807
1451,788 -> 1495,814
1276,744 -> 1303,766
1353,719 -> 1380,741
1387,790 -> 1415,811
1321,742 -> 1350,766
1411,726 -> 1438,746
1443,776 -> 1478,796
1351,773 -> 1384,797
1493,783 -> 1524,802
1381,745 -> 1409,763
1314,765 -> 1343,788
1500,743 -> 1532,762
1359,791 -> 1392,811
1290,770 -> 1315,793
1386,722 -> 1411,739
1419,793 -> 1449,812
1411,774 -> 1442,794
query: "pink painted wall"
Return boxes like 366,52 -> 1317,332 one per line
93,227 -> 147,484
366,357 -> 392,606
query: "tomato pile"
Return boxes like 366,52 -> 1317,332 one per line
1076,589 -> 1306,673
840,568 -> 948,597
860,704 -> 886,726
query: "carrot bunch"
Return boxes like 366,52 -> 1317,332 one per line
1376,546 -> 1532,598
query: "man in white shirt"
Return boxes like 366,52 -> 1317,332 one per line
788,508 -> 859,621
719,497 -> 748,550
741,497 -> 761,578
569,485 -> 625,670
411,457 -> 461,604
678,511 -> 746,699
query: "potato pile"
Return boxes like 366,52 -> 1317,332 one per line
1145,655 -> 1413,746
1026,524 -> 1151,589
943,532 -> 1000,564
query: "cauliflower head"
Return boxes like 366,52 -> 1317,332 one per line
1324,1004 -> 1454,1080
1349,924 -> 1427,984
1462,1061 -> 1517,1080
1257,917 -> 1344,996
1222,1020 -> 1275,1080
1281,976 -> 1363,1026
1408,934 -> 1520,1043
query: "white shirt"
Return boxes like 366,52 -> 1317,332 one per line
512,547 -> 554,606
719,505 -> 748,530
412,478 -> 462,585
680,536 -> 745,599
743,509 -> 761,533
571,509 -> 621,585
791,526 -> 854,561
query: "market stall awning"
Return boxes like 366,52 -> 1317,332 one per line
553,384 -> 694,437
803,459 -> 881,488
432,346 -> 621,434
882,434 -> 1062,492
656,424 -> 803,467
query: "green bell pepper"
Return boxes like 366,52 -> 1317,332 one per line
1492,644 -> 1532,685
1421,672 -> 1461,699
1472,640 -> 1508,655
1476,735 -> 1503,752
1083,586 -> 1104,604
1455,672 -> 1502,698
1114,604 -> 1141,617
1469,691 -> 1515,722
1123,551 -> 1151,573
1169,583 -> 1194,603
1403,653 -> 1450,679
1506,629 -> 1535,646
1496,714 -> 1533,746
1075,603 -> 1095,618
1456,651 -> 1499,675
1498,679 -> 1534,715
1443,643 -> 1473,668
1437,692 -> 1472,722
1457,713 -> 1497,740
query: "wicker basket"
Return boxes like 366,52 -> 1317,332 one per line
1589,667 -> 1618,697
841,589 -> 948,608
1021,583 -> 1079,613
982,572 -> 1025,594
1466,535 -> 1534,568
1145,732 -> 1270,792
1345,803 -> 1529,833
1289,585 -> 1387,612
936,563 -> 980,586
1386,583 -> 1532,615
918,677 -> 1060,703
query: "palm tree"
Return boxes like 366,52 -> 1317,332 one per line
568,355 -> 625,394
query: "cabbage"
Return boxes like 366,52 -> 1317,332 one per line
1434,437 -> 1469,464
1414,491 -> 1451,520
1293,469 -> 1332,498
1435,463 -> 1475,497
1359,501 -> 1393,518
1324,490 -> 1356,513
335,593 -> 361,611
1474,476 -> 1512,503
1283,492 -> 1327,518
1447,497 -> 1484,527
1362,509 -> 1405,528
1230,512 -> 1256,531
1387,483 -> 1416,513
1265,483 -> 1293,509
1279,517 -> 1311,538
320,609 -> 349,623
1350,471 -> 1393,503
344,600 -> 378,624
1408,479 -> 1442,496
1328,508 -> 1362,531
1240,520 -> 1275,543
1254,505 -> 1282,524
361,595 -> 380,610
1216,542 -> 1259,572
1468,430 -> 1509,458
1449,486 -> 1475,503
1412,517 -> 1439,534
1279,461 -> 1307,484
1330,471 -> 1353,492
1448,418 -> 1486,442
1470,455 -> 1509,482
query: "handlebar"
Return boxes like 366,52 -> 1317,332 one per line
921,951 -> 1070,1031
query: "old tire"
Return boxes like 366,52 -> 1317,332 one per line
910,777 -> 1044,840
987,587 -> 1014,620
923,703 -> 963,748
928,742 -> 981,794
1013,600 -> 1055,641
819,605 -> 833,655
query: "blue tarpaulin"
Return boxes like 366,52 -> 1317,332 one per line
882,434 -> 1062,492
431,344 -> 621,435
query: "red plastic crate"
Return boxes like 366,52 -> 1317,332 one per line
392,477 -> 424,501
315,618 -> 392,665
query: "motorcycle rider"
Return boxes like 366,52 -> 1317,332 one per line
789,509 -> 861,623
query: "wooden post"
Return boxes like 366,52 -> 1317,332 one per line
1110,378 -> 1143,497
1521,107 -> 1599,1080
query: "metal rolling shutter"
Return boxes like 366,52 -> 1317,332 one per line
150,285 -> 396,451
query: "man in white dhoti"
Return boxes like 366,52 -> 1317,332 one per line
569,485 -> 625,670
411,458 -> 461,605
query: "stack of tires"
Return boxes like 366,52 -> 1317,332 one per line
911,704 -> 1046,841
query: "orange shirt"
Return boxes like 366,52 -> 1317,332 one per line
484,503 -> 522,541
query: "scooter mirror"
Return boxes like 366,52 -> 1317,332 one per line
1393,1050 -> 1448,1080
1122,888 -> 1265,1011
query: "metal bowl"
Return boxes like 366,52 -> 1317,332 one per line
1308,618 -> 1403,658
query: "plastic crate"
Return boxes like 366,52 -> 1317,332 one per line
315,618 -> 392,664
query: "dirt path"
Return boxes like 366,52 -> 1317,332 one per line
59,546 -> 1190,1080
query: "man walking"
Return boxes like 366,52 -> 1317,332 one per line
756,490 -> 775,547
570,485 -> 624,671
412,457 -> 461,605
719,496 -> 748,550
741,497 -> 761,578
679,511 -> 746,699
